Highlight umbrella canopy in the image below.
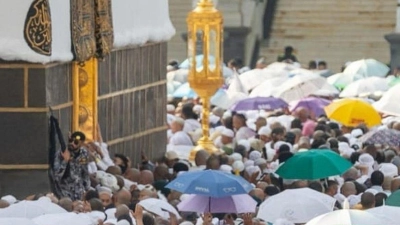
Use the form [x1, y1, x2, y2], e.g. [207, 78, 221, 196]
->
[165, 170, 253, 197]
[210, 89, 248, 110]
[167, 69, 189, 83]
[289, 97, 331, 118]
[0, 218, 39, 225]
[343, 58, 390, 77]
[257, 188, 336, 223]
[179, 55, 216, 69]
[272, 74, 328, 102]
[173, 83, 197, 98]
[239, 69, 268, 91]
[366, 205, 400, 225]
[324, 98, 381, 127]
[33, 213, 94, 225]
[327, 72, 364, 90]
[275, 150, 352, 179]
[138, 198, 181, 219]
[386, 189, 400, 207]
[231, 97, 288, 111]
[373, 85, 400, 117]
[0, 200, 67, 219]
[306, 209, 385, 225]
[177, 194, 257, 213]
[249, 76, 289, 97]
[358, 128, 400, 147]
[339, 77, 389, 98]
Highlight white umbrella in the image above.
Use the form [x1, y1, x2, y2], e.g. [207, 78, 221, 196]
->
[33, 213, 94, 225]
[366, 205, 400, 225]
[266, 62, 299, 71]
[339, 77, 389, 98]
[288, 68, 317, 77]
[373, 85, 400, 116]
[272, 74, 328, 103]
[344, 59, 390, 77]
[239, 69, 268, 91]
[211, 90, 248, 109]
[312, 83, 339, 97]
[249, 76, 289, 97]
[0, 200, 66, 219]
[0, 218, 39, 225]
[306, 209, 385, 225]
[167, 69, 189, 83]
[228, 71, 247, 93]
[138, 198, 181, 219]
[257, 188, 336, 223]
[327, 72, 364, 89]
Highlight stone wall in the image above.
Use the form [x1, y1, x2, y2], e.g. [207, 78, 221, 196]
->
[0, 42, 168, 198]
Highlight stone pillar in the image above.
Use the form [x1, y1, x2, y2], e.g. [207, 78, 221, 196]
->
[385, 0, 400, 71]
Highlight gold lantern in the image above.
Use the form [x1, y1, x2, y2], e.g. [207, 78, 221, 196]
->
[187, 0, 224, 160]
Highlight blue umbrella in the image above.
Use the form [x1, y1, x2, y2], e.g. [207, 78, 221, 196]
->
[172, 83, 197, 98]
[180, 55, 216, 69]
[231, 97, 288, 111]
[166, 170, 253, 197]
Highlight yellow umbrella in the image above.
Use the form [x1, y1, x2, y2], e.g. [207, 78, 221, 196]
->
[324, 98, 381, 127]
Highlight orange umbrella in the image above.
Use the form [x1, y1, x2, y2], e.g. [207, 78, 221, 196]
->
[324, 98, 381, 127]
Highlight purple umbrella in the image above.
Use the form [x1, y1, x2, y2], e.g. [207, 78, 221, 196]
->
[231, 97, 288, 111]
[177, 194, 257, 213]
[290, 97, 331, 117]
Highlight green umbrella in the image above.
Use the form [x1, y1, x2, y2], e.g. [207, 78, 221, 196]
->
[386, 190, 400, 207]
[275, 149, 352, 180]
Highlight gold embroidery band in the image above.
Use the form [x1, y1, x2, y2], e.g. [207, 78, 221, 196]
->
[94, 0, 114, 59]
[0, 164, 49, 170]
[24, 0, 52, 56]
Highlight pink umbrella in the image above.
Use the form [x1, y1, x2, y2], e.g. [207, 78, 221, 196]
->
[177, 194, 257, 213]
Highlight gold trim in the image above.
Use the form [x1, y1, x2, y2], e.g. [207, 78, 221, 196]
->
[98, 80, 167, 100]
[0, 102, 73, 113]
[24, 67, 28, 107]
[0, 164, 49, 170]
[107, 125, 167, 146]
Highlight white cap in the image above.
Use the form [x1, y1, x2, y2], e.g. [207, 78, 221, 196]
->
[220, 164, 233, 173]
[165, 150, 179, 160]
[237, 139, 251, 152]
[116, 220, 131, 225]
[258, 126, 271, 136]
[358, 153, 374, 167]
[245, 165, 261, 179]
[351, 129, 363, 138]
[254, 158, 267, 166]
[221, 128, 234, 138]
[232, 160, 245, 172]
[1, 195, 17, 204]
[338, 142, 355, 157]
[95, 170, 107, 181]
[249, 151, 262, 161]
[167, 104, 175, 112]
[379, 163, 398, 177]
[230, 153, 243, 161]
[100, 173, 120, 192]
[97, 186, 113, 196]
[244, 160, 255, 168]
[222, 110, 232, 119]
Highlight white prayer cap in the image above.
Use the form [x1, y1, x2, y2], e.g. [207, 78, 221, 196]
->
[351, 128, 363, 138]
[379, 163, 398, 177]
[95, 170, 107, 181]
[254, 158, 267, 166]
[100, 173, 120, 192]
[258, 126, 271, 136]
[237, 139, 251, 151]
[245, 165, 261, 179]
[1, 195, 17, 204]
[249, 151, 262, 161]
[97, 186, 113, 196]
[230, 153, 243, 162]
[232, 160, 245, 172]
[244, 160, 254, 168]
[221, 128, 234, 138]
[165, 150, 179, 160]
[167, 104, 175, 111]
[222, 110, 232, 119]
[358, 153, 374, 167]
[220, 164, 233, 173]
[249, 138, 264, 151]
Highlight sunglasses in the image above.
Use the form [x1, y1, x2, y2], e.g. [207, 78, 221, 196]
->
[69, 138, 80, 145]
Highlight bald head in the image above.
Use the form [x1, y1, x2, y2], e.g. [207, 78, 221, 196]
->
[393, 122, 400, 131]
[58, 197, 73, 212]
[124, 168, 141, 183]
[296, 107, 309, 122]
[250, 188, 265, 201]
[391, 179, 400, 192]
[341, 182, 356, 197]
[195, 150, 210, 166]
[342, 167, 359, 181]
[115, 204, 130, 218]
[139, 170, 154, 185]
[0, 200, 9, 209]
[154, 165, 169, 181]
[115, 189, 132, 206]
[106, 166, 122, 176]
[361, 192, 375, 209]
